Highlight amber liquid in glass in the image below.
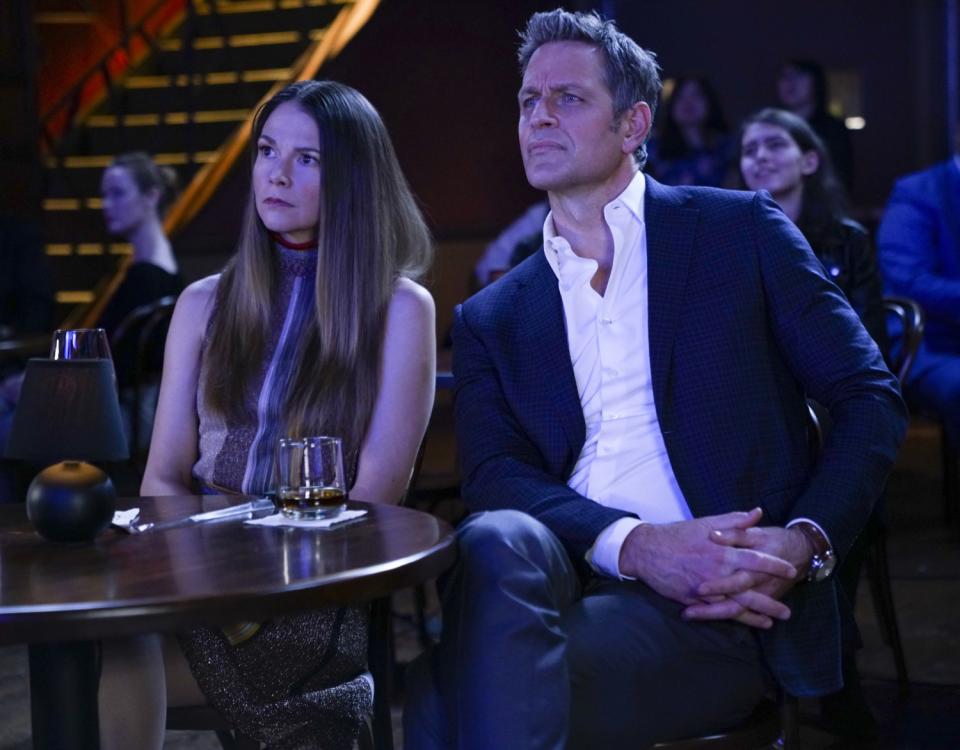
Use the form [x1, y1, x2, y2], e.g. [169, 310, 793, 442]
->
[278, 487, 346, 518]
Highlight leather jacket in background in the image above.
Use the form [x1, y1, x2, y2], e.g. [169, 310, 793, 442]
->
[812, 218, 889, 358]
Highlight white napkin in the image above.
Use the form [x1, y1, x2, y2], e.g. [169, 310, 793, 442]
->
[111, 508, 141, 530]
[244, 508, 367, 529]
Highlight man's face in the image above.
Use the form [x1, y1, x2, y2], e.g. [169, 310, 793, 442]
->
[518, 41, 640, 196]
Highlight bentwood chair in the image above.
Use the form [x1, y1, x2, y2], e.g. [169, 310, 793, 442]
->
[109, 295, 178, 467]
[884, 294, 960, 525]
[866, 295, 925, 690]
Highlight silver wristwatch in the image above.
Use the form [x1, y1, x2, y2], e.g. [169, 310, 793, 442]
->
[795, 522, 836, 583]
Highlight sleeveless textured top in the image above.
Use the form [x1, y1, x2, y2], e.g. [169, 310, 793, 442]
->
[192, 245, 320, 494]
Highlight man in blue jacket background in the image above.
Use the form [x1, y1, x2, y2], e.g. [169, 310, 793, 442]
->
[877, 129, 960, 449]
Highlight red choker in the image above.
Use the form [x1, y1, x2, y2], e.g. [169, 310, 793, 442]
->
[271, 233, 317, 250]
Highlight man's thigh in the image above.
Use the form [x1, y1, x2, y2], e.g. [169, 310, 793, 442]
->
[563, 576, 769, 748]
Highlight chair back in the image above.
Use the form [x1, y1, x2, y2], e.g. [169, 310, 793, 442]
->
[109, 295, 178, 464]
[882, 296, 925, 384]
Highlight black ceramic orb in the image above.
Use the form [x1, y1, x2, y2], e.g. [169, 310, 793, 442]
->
[26, 461, 116, 542]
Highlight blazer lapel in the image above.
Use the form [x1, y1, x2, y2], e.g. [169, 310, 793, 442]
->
[514, 252, 586, 454]
[644, 177, 700, 416]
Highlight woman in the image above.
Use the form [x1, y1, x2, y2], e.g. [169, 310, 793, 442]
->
[647, 75, 734, 188]
[98, 81, 436, 749]
[98, 151, 184, 388]
[739, 107, 885, 350]
[776, 59, 854, 189]
[739, 106, 884, 741]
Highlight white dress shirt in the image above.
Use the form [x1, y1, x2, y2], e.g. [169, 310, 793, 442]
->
[542, 172, 693, 578]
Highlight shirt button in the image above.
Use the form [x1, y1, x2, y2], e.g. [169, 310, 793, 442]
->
[600, 317, 614, 325]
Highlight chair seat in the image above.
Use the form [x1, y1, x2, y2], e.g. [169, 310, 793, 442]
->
[650, 697, 782, 749]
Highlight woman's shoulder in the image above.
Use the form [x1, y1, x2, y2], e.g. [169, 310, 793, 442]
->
[390, 277, 435, 318]
[175, 274, 221, 320]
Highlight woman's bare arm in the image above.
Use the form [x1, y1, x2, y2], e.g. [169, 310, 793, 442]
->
[140, 276, 218, 496]
[349, 277, 436, 505]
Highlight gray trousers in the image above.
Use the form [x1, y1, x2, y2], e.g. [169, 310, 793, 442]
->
[404, 510, 771, 749]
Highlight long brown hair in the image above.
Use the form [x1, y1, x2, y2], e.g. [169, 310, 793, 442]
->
[202, 80, 432, 457]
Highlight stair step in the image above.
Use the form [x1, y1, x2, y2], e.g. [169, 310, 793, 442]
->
[46, 243, 132, 257]
[46, 253, 124, 291]
[159, 30, 305, 51]
[147, 35, 314, 75]
[40, 207, 115, 243]
[187, 2, 342, 37]
[80, 117, 240, 155]
[101, 74, 280, 113]
[44, 163, 202, 199]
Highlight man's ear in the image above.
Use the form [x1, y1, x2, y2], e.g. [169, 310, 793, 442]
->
[622, 101, 652, 157]
[799, 150, 820, 177]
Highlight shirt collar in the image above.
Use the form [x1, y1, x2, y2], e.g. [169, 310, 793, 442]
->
[542, 171, 646, 282]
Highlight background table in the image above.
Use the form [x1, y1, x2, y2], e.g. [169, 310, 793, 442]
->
[0, 495, 456, 749]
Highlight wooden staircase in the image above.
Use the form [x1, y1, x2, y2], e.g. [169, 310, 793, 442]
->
[40, 0, 378, 327]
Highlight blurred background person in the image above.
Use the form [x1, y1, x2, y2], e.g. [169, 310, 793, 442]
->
[739, 108, 885, 348]
[739, 105, 887, 742]
[776, 59, 854, 191]
[474, 199, 548, 288]
[97, 151, 183, 389]
[96, 152, 184, 456]
[647, 74, 734, 187]
[877, 126, 960, 451]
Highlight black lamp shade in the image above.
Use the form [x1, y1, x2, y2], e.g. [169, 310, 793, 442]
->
[5, 358, 129, 464]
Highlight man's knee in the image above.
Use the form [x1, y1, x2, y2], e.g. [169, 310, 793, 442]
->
[451, 510, 575, 605]
[458, 510, 554, 569]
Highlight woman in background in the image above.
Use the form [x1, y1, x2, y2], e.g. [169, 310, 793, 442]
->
[739, 106, 885, 742]
[98, 80, 436, 749]
[739, 107, 885, 349]
[776, 59, 854, 189]
[98, 151, 183, 384]
[647, 75, 733, 188]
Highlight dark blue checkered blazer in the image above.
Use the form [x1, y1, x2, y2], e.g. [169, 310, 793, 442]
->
[451, 176, 907, 696]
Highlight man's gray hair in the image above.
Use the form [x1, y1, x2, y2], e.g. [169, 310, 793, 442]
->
[518, 9, 662, 168]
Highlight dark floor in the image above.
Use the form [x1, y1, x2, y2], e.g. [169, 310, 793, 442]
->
[0, 420, 957, 749]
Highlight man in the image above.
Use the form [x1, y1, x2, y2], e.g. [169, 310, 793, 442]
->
[406, 10, 906, 748]
[877, 130, 960, 449]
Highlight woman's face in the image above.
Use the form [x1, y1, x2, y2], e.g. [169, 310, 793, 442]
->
[670, 80, 709, 128]
[740, 122, 819, 199]
[777, 66, 815, 111]
[253, 101, 322, 245]
[101, 166, 155, 238]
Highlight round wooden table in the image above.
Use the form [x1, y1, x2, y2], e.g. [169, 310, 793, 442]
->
[0, 496, 457, 749]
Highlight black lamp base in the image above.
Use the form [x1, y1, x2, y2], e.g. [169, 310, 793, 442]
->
[26, 461, 116, 542]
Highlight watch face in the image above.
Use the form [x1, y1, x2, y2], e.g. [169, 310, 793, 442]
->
[811, 551, 837, 582]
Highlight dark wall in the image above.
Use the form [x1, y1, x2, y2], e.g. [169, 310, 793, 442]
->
[1, 0, 42, 221]
[323, 0, 557, 238]
[324, 0, 952, 236]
